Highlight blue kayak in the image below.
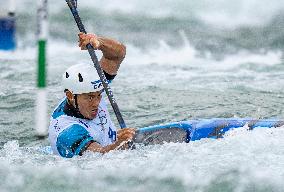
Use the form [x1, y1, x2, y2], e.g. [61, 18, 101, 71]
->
[134, 118, 284, 145]
[41, 118, 284, 154]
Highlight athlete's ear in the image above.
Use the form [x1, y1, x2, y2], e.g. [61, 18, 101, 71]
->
[65, 90, 74, 102]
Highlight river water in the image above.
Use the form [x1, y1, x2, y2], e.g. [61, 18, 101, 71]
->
[0, 0, 284, 191]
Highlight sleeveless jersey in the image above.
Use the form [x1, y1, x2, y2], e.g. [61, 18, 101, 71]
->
[48, 97, 117, 158]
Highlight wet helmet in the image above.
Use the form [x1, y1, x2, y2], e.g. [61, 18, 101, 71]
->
[62, 63, 104, 94]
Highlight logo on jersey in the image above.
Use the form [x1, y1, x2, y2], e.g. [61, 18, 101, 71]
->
[108, 127, 117, 142]
[54, 119, 60, 132]
[96, 109, 108, 126]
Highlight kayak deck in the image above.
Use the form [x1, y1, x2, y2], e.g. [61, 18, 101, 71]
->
[41, 118, 284, 154]
[134, 118, 284, 145]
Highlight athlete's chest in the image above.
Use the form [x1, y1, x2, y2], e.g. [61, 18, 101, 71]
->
[79, 108, 117, 146]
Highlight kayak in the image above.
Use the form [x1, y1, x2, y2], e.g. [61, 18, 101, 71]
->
[40, 118, 284, 154]
[134, 118, 284, 145]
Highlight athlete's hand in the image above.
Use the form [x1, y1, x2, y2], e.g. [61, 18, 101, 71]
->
[116, 128, 136, 150]
[78, 32, 100, 50]
[86, 128, 136, 153]
[117, 128, 136, 142]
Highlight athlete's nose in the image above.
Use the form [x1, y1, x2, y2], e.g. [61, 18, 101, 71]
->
[91, 97, 101, 107]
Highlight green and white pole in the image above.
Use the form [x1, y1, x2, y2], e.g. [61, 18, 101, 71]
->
[35, 0, 48, 137]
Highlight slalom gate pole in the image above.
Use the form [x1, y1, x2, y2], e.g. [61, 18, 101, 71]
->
[65, 0, 127, 128]
[35, 0, 48, 137]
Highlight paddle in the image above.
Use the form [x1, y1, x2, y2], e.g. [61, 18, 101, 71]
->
[65, 0, 126, 129]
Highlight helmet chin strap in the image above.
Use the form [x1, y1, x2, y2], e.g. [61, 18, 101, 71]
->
[71, 94, 87, 119]
[73, 94, 93, 120]
[74, 94, 79, 110]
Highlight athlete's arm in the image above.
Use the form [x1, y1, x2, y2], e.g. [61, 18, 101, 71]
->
[85, 128, 135, 154]
[56, 124, 95, 158]
[78, 32, 126, 75]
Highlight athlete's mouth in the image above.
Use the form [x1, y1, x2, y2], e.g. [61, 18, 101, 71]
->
[91, 109, 98, 115]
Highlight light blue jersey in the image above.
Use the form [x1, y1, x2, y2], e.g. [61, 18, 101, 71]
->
[48, 98, 117, 158]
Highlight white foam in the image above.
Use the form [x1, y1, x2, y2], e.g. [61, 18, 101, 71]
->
[1, 33, 282, 94]
[196, 0, 284, 28]
[0, 47, 36, 60]
[3, 140, 22, 161]
[124, 33, 282, 70]
[1, 126, 284, 190]
[15, 0, 284, 28]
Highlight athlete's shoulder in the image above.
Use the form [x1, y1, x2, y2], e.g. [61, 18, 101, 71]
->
[56, 123, 94, 158]
[49, 98, 84, 134]
[51, 97, 67, 119]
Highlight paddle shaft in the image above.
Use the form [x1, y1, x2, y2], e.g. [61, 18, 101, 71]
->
[65, 0, 126, 128]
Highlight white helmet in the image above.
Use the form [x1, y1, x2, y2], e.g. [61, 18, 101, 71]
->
[62, 63, 104, 94]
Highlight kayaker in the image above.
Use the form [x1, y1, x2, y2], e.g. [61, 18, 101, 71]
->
[48, 32, 135, 158]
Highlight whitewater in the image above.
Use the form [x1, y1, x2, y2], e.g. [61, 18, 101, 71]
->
[0, 0, 284, 191]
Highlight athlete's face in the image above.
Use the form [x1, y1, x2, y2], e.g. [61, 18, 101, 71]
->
[77, 91, 102, 119]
